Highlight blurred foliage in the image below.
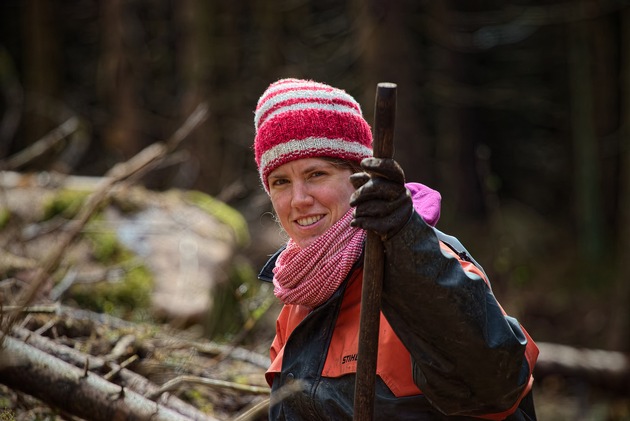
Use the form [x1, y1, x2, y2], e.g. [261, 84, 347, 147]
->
[0, 408, 15, 421]
[69, 227, 154, 320]
[86, 223, 131, 264]
[184, 190, 250, 247]
[41, 189, 91, 220]
[68, 263, 153, 320]
[0, 208, 10, 229]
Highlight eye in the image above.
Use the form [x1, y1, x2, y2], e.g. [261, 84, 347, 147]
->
[270, 178, 288, 187]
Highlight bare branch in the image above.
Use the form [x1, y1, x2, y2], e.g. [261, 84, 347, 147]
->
[229, 381, 304, 421]
[1, 117, 80, 171]
[147, 375, 269, 401]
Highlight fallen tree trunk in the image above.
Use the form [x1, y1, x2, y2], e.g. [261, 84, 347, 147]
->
[0, 335, 207, 421]
[535, 342, 630, 394]
[9, 327, 214, 421]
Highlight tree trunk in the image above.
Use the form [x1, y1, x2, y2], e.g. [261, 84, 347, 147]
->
[427, 1, 486, 220]
[353, 0, 431, 186]
[606, 6, 630, 352]
[176, 0, 252, 196]
[22, 0, 59, 153]
[0, 335, 204, 421]
[535, 342, 630, 394]
[174, 0, 214, 193]
[567, 18, 606, 265]
[100, 0, 142, 159]
[8, 327, 213, 421]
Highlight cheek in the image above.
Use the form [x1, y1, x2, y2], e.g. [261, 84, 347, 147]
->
[329, 184, 354, 211]
[270, 193, 290, 218]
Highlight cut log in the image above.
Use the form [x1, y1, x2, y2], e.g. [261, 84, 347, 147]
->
[0, 335, 212, 421]
[9, 326, 214, 421]
[535, 342, 630, 393]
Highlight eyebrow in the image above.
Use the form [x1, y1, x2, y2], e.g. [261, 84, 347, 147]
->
[270, 162, 334, 179]
[302, 164, 324, 173]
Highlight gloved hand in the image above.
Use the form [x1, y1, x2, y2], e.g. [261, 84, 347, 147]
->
[350, 157, 413, 240]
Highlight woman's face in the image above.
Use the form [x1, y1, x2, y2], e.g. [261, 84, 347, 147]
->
[268, 157, 356, 249]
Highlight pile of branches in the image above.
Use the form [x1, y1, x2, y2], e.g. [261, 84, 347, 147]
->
[0, 304, 271, 421]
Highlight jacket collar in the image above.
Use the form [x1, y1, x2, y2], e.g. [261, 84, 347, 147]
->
[258, 246, 286, 283]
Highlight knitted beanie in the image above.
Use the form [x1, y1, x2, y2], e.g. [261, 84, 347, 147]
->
[254, 78, 373, 192]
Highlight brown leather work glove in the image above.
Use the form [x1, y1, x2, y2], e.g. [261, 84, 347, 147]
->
[350, 157, 413, 240]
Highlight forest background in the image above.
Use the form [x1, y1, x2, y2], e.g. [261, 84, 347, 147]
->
[0, 0, 629, 419]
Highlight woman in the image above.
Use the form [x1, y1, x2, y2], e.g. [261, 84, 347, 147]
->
[254, 78, 538, 420]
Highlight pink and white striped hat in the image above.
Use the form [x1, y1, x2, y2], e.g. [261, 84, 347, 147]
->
[254, 78, 373, 192]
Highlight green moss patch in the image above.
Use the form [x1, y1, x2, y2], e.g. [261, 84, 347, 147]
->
[67, 226, 153, 320]
[0, 208, 10, 229]
[41, 189, 92, 220]
[183, 190, 250, 247]
[68, 263, 153, 320]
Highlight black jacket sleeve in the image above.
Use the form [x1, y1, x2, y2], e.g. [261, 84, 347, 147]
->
[380, 211, 532, 417]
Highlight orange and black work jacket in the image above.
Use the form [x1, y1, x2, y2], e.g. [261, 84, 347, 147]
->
[258, 211, 539, 420]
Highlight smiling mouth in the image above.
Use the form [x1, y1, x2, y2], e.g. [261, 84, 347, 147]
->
[296, 215, 323, 226]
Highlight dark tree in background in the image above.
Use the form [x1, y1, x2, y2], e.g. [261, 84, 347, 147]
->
[1, 0, 629, 352]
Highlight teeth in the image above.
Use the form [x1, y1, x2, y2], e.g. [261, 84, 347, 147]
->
[297, 215, 322, 226]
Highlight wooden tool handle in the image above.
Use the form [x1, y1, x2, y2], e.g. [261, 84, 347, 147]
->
[372, 83, 397, 159]
[353, 82, 397, 421]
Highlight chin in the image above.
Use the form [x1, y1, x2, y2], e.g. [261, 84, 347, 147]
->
[296, 237, 316, 249]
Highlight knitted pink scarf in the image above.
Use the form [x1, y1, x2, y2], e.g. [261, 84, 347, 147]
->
[272, 209, 366, 308]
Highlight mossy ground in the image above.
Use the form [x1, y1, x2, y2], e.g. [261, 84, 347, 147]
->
[40, 189, 154, 320]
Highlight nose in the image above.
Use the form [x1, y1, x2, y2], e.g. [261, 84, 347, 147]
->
[291, 181, 313, 208]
